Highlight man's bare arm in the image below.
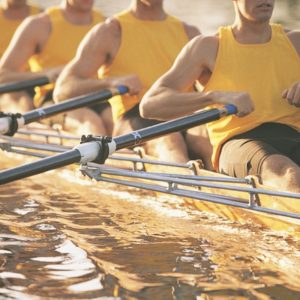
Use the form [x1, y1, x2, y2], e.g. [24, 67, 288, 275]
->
[140, 35, 254, 120]
[282, 30, 300, 107]
[53, 19, 142, 102]
[0, 14, 58, 83]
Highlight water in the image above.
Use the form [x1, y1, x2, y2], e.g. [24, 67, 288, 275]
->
[1, 153, 300, 299]
[2, 1, 300, 299]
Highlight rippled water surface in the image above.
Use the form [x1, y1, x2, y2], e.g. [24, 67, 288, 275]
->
[1, 154, 300, 299]
[2, 1, 300, 299]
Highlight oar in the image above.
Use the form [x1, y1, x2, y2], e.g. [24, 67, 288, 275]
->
[0, 104, 237, 185]
[0, 76, 50, 94]
[0, 86, 128, 136]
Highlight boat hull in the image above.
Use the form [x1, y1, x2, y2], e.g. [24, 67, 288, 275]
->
[1, 125, 300, 236]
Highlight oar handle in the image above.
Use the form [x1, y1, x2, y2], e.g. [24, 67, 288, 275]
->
[224, 104, 238, 115]
[0, 76, 50, 94]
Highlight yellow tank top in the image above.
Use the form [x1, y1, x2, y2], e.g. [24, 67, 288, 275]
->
[204, 25, 300, 169]
[29, 6, 104, 106]
[0, 5, 40, 56]
[100, 10, 189, 121]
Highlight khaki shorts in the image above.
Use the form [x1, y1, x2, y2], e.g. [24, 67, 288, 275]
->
[218, 122, 300, 178]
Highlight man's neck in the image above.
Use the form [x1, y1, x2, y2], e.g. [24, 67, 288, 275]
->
[232, 19, 272, 44]
[130, 1, 166, 21]
[61, 3, 93, 25]
[2, 3, 29, 20]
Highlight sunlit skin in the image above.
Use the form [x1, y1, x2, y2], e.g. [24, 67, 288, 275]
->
[54, 0, 200, 163]
[0, 0, 107, 136]
[4, 0, 27, 9]
[140, 0, 300, 192]
[232, 0, 275, 44]
[132, 0, 165, 20]
[234, 0, 274, 23]
[65, 0, 94, 14]
[1, 0, 32, 19]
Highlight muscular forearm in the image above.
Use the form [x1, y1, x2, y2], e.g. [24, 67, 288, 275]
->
[0, 69, 46, 84]
[141, 85, 255, 119]
[140, 86, 213, 120]
[53, 75, 112, 102]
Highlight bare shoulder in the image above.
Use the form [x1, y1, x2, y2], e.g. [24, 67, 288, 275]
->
[285, 29, 300, 40]
[88, 17, 121, 40]
[185, 34, 219, 56]
[76, 17, 121, 64]
[21, 12, 51, 33]
[182, 22, 201, 40]
[285, 29, 300, 55]
[7, 11, 51, 52]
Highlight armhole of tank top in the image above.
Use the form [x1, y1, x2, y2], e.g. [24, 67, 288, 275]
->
[279, 26, 300, 65]
[203, 31, 223, 92]
[109, 17, 123, 63]
[92, 11, 102, 25]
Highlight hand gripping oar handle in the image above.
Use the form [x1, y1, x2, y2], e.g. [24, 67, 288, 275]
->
[0, 76, 50, 94]
[113, 104, 237, 150]
[0, 86, 128, 136]
[0, 104, 236, 185]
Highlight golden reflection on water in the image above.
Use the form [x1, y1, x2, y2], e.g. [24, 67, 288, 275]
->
[1, 1, 300, 298]
[1, 156, 300, 299]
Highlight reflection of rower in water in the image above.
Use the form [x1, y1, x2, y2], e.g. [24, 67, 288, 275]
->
[54, 0, 200, 163]
[141, 0, 300, 193]
[0, 0, 111, 136]
[0, 0, 40, 58]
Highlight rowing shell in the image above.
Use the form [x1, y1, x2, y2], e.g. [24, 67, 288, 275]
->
[1, 124, 300, 237]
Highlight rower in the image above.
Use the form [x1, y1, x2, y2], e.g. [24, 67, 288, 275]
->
[0, 0, 40, 58]
[0, 0, 40, 113]
[53, 0, 200, 164]
[0, 0, 110, 136]
[141, 0, 300, 193]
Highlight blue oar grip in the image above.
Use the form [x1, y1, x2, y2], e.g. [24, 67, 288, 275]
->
[224, 104, 237, 115]
[117, 85, 129, 95]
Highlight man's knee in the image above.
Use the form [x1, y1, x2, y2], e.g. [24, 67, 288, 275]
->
[260, 154, 300, 191]
[261, 154, 300, 179]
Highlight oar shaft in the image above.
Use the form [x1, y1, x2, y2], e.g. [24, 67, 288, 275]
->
[0, 149, 81, 185]
[22, 86, 128, 124]
[0, 141, 101, 185]
[0, 86, 128, 136]
[113, 105, 236, 150]
[0, 77, 50, 94]
[0, 105, 236, 185]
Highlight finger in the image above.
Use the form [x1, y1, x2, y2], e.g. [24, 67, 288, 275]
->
[286, 86, 296, 105]
[292, 85, 300, 107]
[282, 89, 288, 99]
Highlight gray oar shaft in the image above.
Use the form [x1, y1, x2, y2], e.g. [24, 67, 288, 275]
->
[0, 105, 237, 185]
[0, 149, 81, 185]
[0, 86, 128, 135]
[23, 89, 114, 124]
[0, 77, 49, 94]
[0, 141, 101, 184]
[113, 106, 234, 150]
